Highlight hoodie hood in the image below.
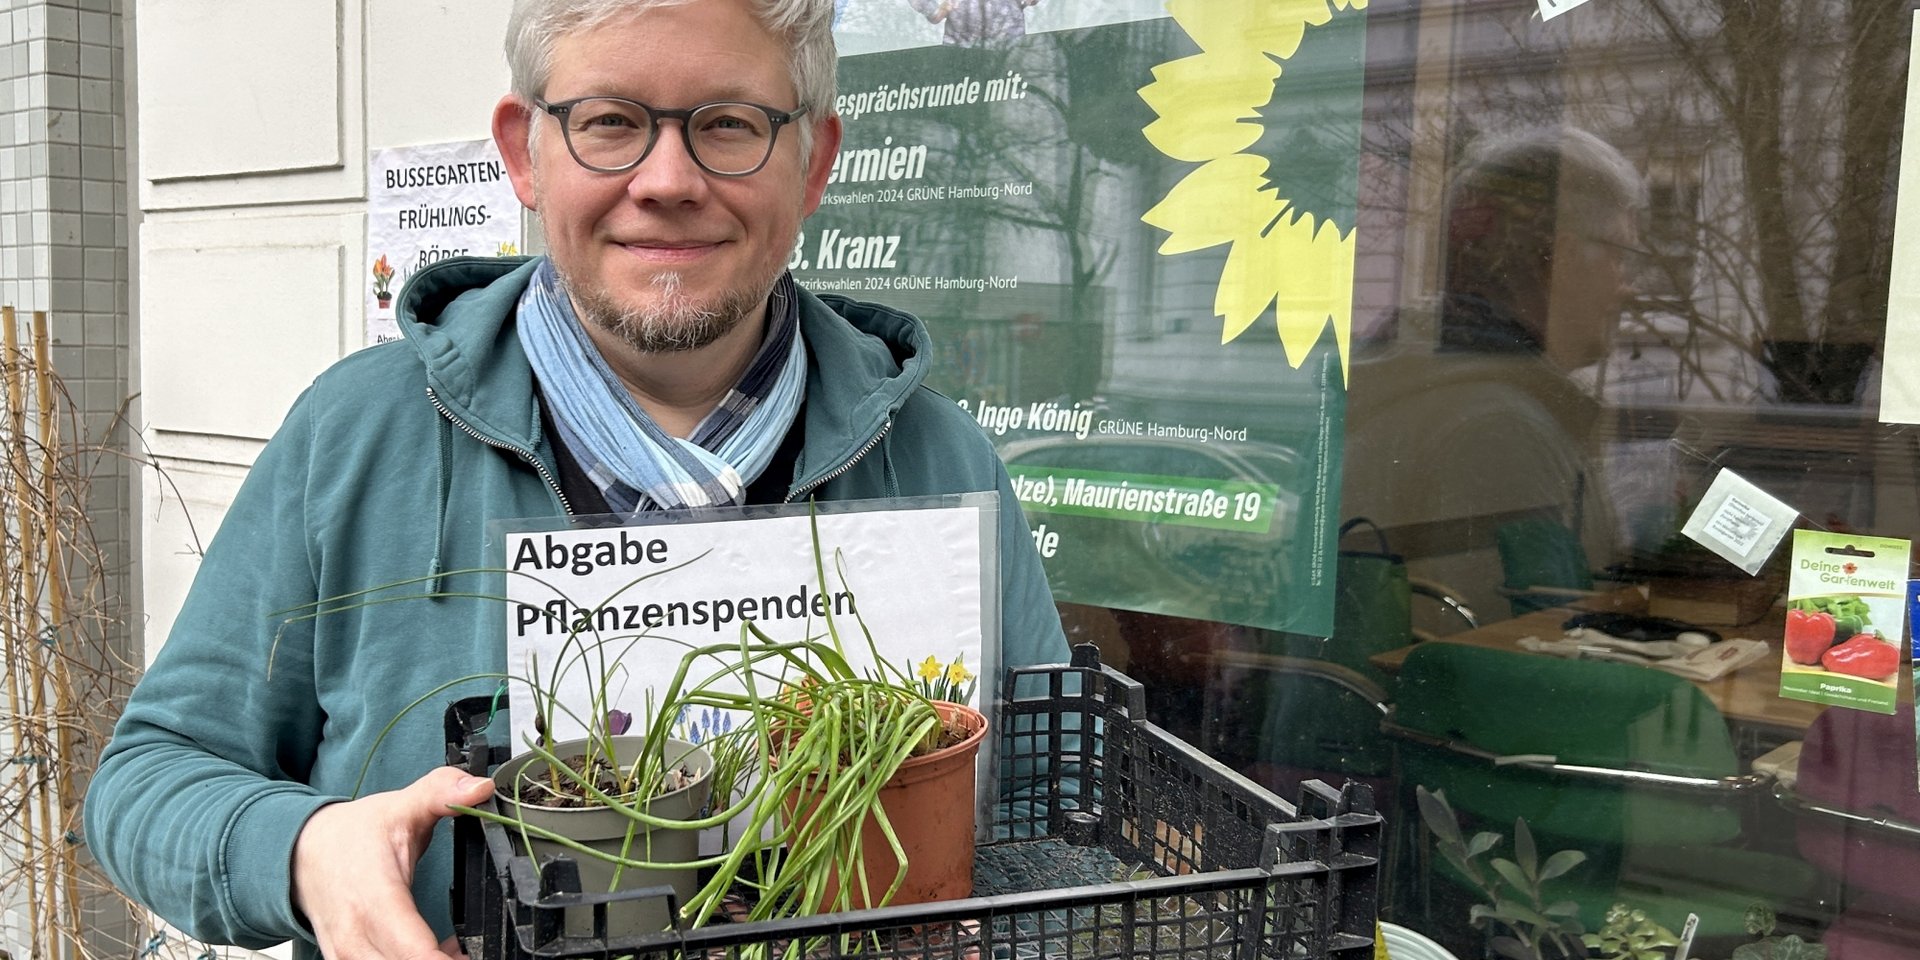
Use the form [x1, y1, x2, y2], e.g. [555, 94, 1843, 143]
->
[392, 255, 933, 498]
[395, 256, 547, 452]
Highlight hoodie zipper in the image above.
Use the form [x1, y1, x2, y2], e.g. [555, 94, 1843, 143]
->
[425, 387, 574, 516]
[784, 418, 892, 503]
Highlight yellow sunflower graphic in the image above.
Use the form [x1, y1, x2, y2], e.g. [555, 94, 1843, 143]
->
[1140, 0, 1367, 377]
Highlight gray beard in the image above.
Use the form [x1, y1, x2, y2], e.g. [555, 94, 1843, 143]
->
[568, 271, 764, 354]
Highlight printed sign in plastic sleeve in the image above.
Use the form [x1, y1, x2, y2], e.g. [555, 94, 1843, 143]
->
[365, 139, 523, 345]
[800, 3, 1366, 635]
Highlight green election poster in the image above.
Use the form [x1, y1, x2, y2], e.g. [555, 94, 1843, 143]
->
[810, 0, 1367, 635]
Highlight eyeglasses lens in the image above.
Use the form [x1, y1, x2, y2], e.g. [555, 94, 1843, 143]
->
[561, 99, 775, 175]
[687, 103, 776, 175]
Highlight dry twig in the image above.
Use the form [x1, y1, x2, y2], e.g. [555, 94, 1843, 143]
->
[0, 306, 206, 960]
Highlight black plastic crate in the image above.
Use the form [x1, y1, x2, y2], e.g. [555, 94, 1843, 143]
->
[446, 645, 1382, 960]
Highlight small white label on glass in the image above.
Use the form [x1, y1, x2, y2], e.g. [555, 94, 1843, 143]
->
[1680, 469, 1798, 574]
[1537, 0, 1598, 21]
[1706, 494, 1774, 555]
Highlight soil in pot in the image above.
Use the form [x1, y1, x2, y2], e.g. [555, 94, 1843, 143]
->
[492, 736, 712, 937]
[786, 700, 988, 912]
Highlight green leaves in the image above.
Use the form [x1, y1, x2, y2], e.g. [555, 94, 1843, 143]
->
[1416, 785, 1465, 847]
[1414, 786, 1590, 960]
[1733, 934, 1828, 960]
[1514, 817, 1539, 883]
[1490, 858, 1534, 897]
[1585, 903, 1681, 960]
[1487, 898, 1561, 932]
[1770, 936, 1827, 960]
[1539, 850, 1587, 883]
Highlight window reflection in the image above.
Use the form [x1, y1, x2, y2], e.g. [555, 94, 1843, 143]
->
[1346, 124, 1643, 621]
[1104, 2, 1920, 958]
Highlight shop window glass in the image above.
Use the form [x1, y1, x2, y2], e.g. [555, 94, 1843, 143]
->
[1093, 2, 1920, 958]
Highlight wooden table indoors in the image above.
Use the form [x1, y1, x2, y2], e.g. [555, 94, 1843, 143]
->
[1368, 594, 1830, 734]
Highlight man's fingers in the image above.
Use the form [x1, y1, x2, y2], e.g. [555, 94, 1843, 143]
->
[294, 771, 493, 959]
[399, 765, 495, 825]
[439, 934, 468, 959]
[369, 907, 450, 960]
[307, 875, 444, 960]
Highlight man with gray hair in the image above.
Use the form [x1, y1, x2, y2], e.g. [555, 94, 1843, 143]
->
[83, 1, 1068, 957]
[1341, 124, 1646, 620]
[1436, 124, 1647, 369]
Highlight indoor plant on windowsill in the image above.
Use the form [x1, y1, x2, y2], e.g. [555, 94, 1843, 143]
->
[1415, 785, 1589, 960]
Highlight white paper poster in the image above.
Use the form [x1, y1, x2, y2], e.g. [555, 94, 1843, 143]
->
[1880, 12, 1920, 424]
[499, 500, 993, 752]
[365, 139, 523, 344]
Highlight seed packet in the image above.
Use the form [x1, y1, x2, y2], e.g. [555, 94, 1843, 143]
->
[1778, 531, 1911, 715]
[1911, 579, 1920, 790]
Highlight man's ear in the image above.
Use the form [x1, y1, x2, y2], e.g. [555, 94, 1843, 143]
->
[493, 95, 540, 210]
[800, 113, 843, 217]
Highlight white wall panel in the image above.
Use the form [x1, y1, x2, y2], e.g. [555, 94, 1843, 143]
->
[140, 0, 340, 180]
[139, 459, 244, 665]
[131, 0, 516, 681]
[142, 225, 347, 442]
[136, 0, 363, 209]
[368, 0, 513, 150]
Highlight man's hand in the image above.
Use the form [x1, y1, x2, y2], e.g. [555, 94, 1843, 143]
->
[292, 766, 495, 960]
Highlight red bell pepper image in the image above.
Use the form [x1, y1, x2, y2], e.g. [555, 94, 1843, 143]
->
[1784, 608, 1837, 665]
[1819, 634, 1898, 681]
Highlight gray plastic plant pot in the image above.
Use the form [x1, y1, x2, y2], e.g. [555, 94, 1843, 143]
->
[491, 736, 713, 937]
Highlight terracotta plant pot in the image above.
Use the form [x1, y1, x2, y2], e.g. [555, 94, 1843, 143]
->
[791, 700, 988, 911]
[492, 736, 712, 937]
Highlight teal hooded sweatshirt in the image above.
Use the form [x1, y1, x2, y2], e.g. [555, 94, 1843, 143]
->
[85, 257, 1069, 954]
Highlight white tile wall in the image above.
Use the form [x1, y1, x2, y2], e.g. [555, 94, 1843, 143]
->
[0, 5, 132, 840]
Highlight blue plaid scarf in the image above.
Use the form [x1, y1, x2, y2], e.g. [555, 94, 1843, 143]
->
[516, 258, 806, 514]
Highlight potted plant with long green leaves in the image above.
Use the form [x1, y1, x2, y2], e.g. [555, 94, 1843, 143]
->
[664, 619, 987, 924]
[478, 507, 994, 930]
[478, 634, 720, 938]
[282, 545, 765, 937]
[319, 559, 740, 936]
